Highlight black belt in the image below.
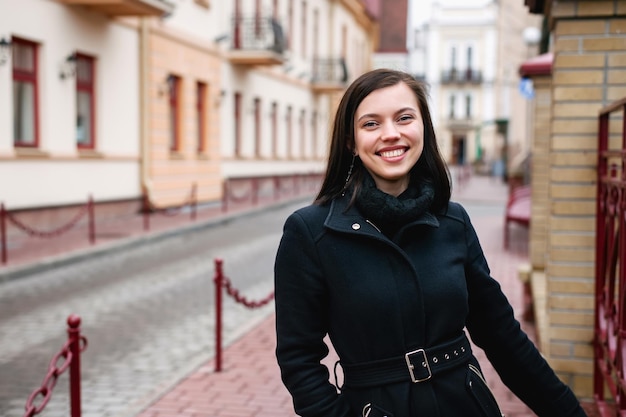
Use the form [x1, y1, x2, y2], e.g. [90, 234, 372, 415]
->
[341, 333, 472, 388]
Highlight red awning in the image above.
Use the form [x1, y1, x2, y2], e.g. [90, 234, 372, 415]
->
[519, 52, 553, 77]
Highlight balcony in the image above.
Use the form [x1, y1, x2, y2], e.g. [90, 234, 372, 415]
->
[311, 57, 348, 93]
[441, 68, 482, 85]
[446, 116, 475, 132]
[227, 16, 286, 66]
[57, 0, 174, 16]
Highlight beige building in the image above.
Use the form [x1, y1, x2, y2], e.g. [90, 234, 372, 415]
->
[521, 0, 626, 407]
[0, 0, 379, 240]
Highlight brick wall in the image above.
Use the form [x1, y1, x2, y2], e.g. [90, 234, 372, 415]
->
[540, 0, 626, 398]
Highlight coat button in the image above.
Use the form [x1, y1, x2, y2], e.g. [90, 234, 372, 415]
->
[352, 223, 361, 230]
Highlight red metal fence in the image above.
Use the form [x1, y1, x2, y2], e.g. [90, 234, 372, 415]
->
[213, 258, 274, 372]
[23, 315, 87, 417]
[0, 197, 95, 265]
[594, 96, 626, 416]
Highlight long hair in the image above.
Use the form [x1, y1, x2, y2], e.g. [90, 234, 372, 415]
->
[315, 68, 451, 212]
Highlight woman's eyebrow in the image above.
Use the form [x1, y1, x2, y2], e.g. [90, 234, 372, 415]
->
[356, 107, 417, 123]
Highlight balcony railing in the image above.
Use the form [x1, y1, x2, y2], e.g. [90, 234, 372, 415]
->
[227, 16, 286, 66]
[441, 68, 482, 85]
[594, 96, 626, 416]
[446, 116, 475, 131]
[311, 57, 348, 93]
[57, 0, 174, 16]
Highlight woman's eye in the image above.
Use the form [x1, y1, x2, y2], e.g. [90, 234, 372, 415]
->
[362, 121, 378, 128]
[398, 114, 414, 122]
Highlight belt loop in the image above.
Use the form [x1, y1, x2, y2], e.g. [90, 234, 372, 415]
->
[333, 360, 343, 392]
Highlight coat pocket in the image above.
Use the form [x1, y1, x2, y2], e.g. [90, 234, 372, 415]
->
[361, 402, 394, 417]
[466, 364, 504, 417]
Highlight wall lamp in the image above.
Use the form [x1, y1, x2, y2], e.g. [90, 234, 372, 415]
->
[214, 33, 230, 43]
[59, 52, 77, 80]
[0, 37, 12, 66]
[158, 74, 177, 97]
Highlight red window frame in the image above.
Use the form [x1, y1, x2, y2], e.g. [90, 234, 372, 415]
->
[76, 53, 96, 149]
[196, 82, 207, 153]
[168, 75, 181, 152]
[12, 37, 39, 148]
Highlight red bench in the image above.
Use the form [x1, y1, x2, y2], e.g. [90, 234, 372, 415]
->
[504, 185, 531, 249]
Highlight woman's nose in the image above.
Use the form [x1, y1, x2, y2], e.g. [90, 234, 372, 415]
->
[380, 121, 400, 140]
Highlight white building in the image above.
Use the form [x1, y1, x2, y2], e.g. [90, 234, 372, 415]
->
[0, 0, 172, 211]
[407, 0, 541, 178]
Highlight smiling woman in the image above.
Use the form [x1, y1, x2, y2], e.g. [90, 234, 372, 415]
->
[273, 68, 588, 417]
[353, 82, 424, 196]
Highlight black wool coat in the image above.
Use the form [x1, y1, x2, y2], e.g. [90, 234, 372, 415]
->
[274, 195, 587, 417]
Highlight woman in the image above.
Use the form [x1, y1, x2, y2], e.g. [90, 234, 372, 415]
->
[274, 68, 587, 417]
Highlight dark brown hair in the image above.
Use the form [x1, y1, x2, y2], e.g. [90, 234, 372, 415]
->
[315, 68, 451, 212]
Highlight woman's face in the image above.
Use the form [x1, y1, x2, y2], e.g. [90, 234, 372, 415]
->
[353, 82, 424, 196]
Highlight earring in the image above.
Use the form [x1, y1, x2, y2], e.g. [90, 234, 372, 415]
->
[341, 153, 356, 196]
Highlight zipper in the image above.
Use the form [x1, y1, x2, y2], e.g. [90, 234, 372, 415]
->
[469, 363, 504, 416]
[365, 219, 382, 233]
[468, 364, 488, 386]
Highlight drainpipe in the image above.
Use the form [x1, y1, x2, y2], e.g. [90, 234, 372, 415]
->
[139, 18, 150, 199]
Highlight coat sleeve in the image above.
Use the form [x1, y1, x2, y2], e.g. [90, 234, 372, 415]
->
[458, 205, 587, 417]
[274, 211, 351, 417]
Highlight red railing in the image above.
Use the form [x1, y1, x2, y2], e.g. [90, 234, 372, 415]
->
[23, 314, 88, 417]
[142, 183, 198, 231]
[594, 96, 626, 416]
[0, 196, 95, 265]
[213, 258, 274, 372]
[221, 173, 322, 213]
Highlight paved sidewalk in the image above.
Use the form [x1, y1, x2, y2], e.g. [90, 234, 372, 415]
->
[132, 174, 542, 417]
[1, 172, 596, 416]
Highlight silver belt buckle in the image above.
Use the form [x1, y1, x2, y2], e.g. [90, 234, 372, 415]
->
[405, 348, 432, 383]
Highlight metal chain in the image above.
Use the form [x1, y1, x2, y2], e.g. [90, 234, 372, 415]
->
[22, 336, 87, 417]
[7, 203, 89, 238]
[221, 276, 274, 309]
[147, 189, 195, 216]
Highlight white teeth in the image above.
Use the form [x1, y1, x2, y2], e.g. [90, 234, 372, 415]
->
[379, 149, 404, 158]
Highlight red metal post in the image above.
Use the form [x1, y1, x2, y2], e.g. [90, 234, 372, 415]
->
[214, 258, 224, 372]
[142, 188, 150, 231]
[67, 314, 82, 417]
[1, 203, 6, 264]
[252, 178, 259, 206]
[87, 196, 95, 245]
[191, 183, 197, 221]
[222, 181, 228, 213]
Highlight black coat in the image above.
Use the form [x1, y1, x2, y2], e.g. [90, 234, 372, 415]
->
[274, 196, 587, 417]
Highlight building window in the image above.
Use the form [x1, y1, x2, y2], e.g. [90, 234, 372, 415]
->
[271, 101, 278, 158]
[287, 0, 293, 50]
[196, 82, 207, 153]
[301, 1, 307, 59]
[311, 111, 318, 158]
[299, 109, 306, 159]
[12, 37, 39, 147]
[168, 75, 181, 152]
[467, 46, 473, 69]
[449, 95, 456, 119]
[76, 54, 95, 149]
[286, 105, 292, 158]
[465, 94, 472, 119]
[234, 92, 242, 157]
[450, 46, 457, 71]
[254, 97, 261, 157]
